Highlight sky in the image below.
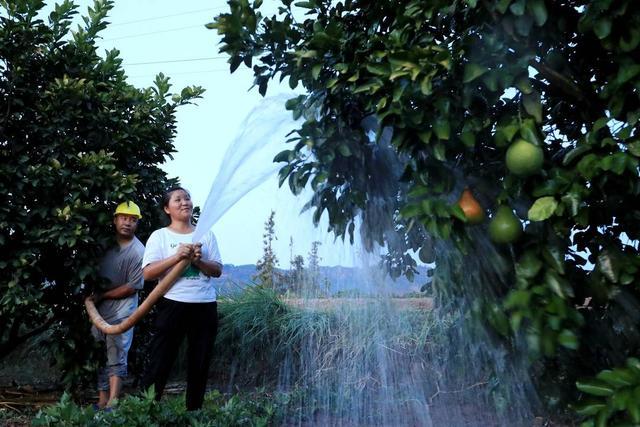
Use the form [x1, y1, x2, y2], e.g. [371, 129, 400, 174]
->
[65, 0, 361, 266]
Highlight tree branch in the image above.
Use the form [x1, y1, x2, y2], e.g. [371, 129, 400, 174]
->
[530, 60, 585, 102]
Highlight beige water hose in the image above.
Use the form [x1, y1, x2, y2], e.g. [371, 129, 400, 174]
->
[85, 259, 190, 335]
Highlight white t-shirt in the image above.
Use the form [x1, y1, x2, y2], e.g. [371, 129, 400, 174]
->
[142, 227, 222, 303]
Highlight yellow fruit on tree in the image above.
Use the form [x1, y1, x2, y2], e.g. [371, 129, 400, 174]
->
[457, 188, 485, 224]
[506, 139, 544, 176]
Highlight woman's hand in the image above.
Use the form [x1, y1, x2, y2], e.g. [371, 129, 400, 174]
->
[176, 243, 194, 260]
[191, 243, 203, 263]
[189, 243, 221, 277]
[144, 243, 195, 281]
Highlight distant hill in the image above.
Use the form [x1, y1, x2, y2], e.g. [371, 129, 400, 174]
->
[215, 264, 432, 296]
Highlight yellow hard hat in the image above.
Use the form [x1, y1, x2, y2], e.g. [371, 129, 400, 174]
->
[114, 201, 142, 219]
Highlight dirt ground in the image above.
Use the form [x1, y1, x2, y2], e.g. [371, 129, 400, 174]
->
[0, 382, 192, 426]
[0, 386, 58, 426]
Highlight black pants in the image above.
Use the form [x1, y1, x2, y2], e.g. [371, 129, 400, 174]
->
[141, 298, 218, 410]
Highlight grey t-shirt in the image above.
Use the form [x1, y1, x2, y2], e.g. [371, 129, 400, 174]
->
[96, 236, 145, 322]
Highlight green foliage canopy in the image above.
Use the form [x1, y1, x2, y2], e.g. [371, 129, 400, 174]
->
[210, 0, 640, 421]
[0, 0, 204, 384]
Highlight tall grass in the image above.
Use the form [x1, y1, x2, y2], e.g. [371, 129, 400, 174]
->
[209, 286, 454, 425]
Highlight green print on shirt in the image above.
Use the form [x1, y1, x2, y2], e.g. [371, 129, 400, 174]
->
[182, 264, 200, 278]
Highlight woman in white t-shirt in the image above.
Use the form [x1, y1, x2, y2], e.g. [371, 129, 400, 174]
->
[140, 186, 222, 411]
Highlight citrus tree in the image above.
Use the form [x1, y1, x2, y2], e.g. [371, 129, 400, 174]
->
[0, 0, 203, 385]
[209, 0, 640, 422]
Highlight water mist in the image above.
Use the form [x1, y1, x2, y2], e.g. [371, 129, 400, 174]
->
[201, 96, 541, 426]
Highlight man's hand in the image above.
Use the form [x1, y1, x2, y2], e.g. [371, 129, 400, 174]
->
[90, 292, 103, 304]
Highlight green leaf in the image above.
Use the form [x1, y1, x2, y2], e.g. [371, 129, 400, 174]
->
[561, 192, 580, 217]
[288, 75, 298, 90]
[576, 380, 615, 397]
[528, 196, 558, 221]
[433, 119, 450, 140]
[496, 0, 511, 13]
[273, 150, 293, 163]
[504, 289, 530, 308]
[519, 119, 542, 145]
[523, 91, 542, 122]
[311, 64, 322, 80]
[563, 145, 592, 166]
[509, 0, 525, 15]
[400, 203, 422, 219]
[366, 63, 389, 76]
[296, 49, 318, 58]
[574, 402, 607, 417]
[516, 251, 542, 279]
[434, 50, 452, 70]
[514, 15, 533, 36]
[543, 246, 565, 274]
[616, 64, 640, 85]
[593, 18, 612, 39]
[463, 63, 488, 83]
[576, 154, 599, 179]
[620, 28, 640, 52]
[353, 81, 381, 94]
[497, 120, 519, 143]
[617, 125, 633, 140]
[420, 75, 432, 95]
[418, 131, 432, 144]
[433, 143, 446, 161]
[609, 389, 629, 412]
[528, 0, 548, 26]
[392, 84, 406, 101]
[626, 358, 640, 375]
[597, 249, 620, 283]
[482, 72, 499, 91]
[487, 304, 510, 337]
[558, 329, 579, 350]
[596, 369, 634, 387]
[284, 96, 302, 110]
[450, 205, 467, 222]
[545, 270, 573, 299]
[230, 55, 243, 73]
[337, 144, 352, 157]
[460, 131, 476, 147]
[599, 152, 628, 175]
[515, 76, 533, 94]
[294, 1, 316, 8]
[278, 164, 292, 187]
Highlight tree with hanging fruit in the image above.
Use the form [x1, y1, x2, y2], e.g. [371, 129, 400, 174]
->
[210, 0, 640, 422]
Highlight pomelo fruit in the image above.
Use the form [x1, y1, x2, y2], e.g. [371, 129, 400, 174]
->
[506, 139, 543, 176]
[489, 205, 522, 244]
[457, 188, 485, 224]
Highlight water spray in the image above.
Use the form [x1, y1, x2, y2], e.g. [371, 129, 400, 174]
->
[86, 95, 297, 334]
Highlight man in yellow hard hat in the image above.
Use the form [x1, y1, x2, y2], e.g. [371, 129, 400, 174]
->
[90, 201, 145, 410]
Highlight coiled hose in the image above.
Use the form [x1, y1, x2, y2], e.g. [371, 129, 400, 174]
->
[85, 259, 190, 335]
